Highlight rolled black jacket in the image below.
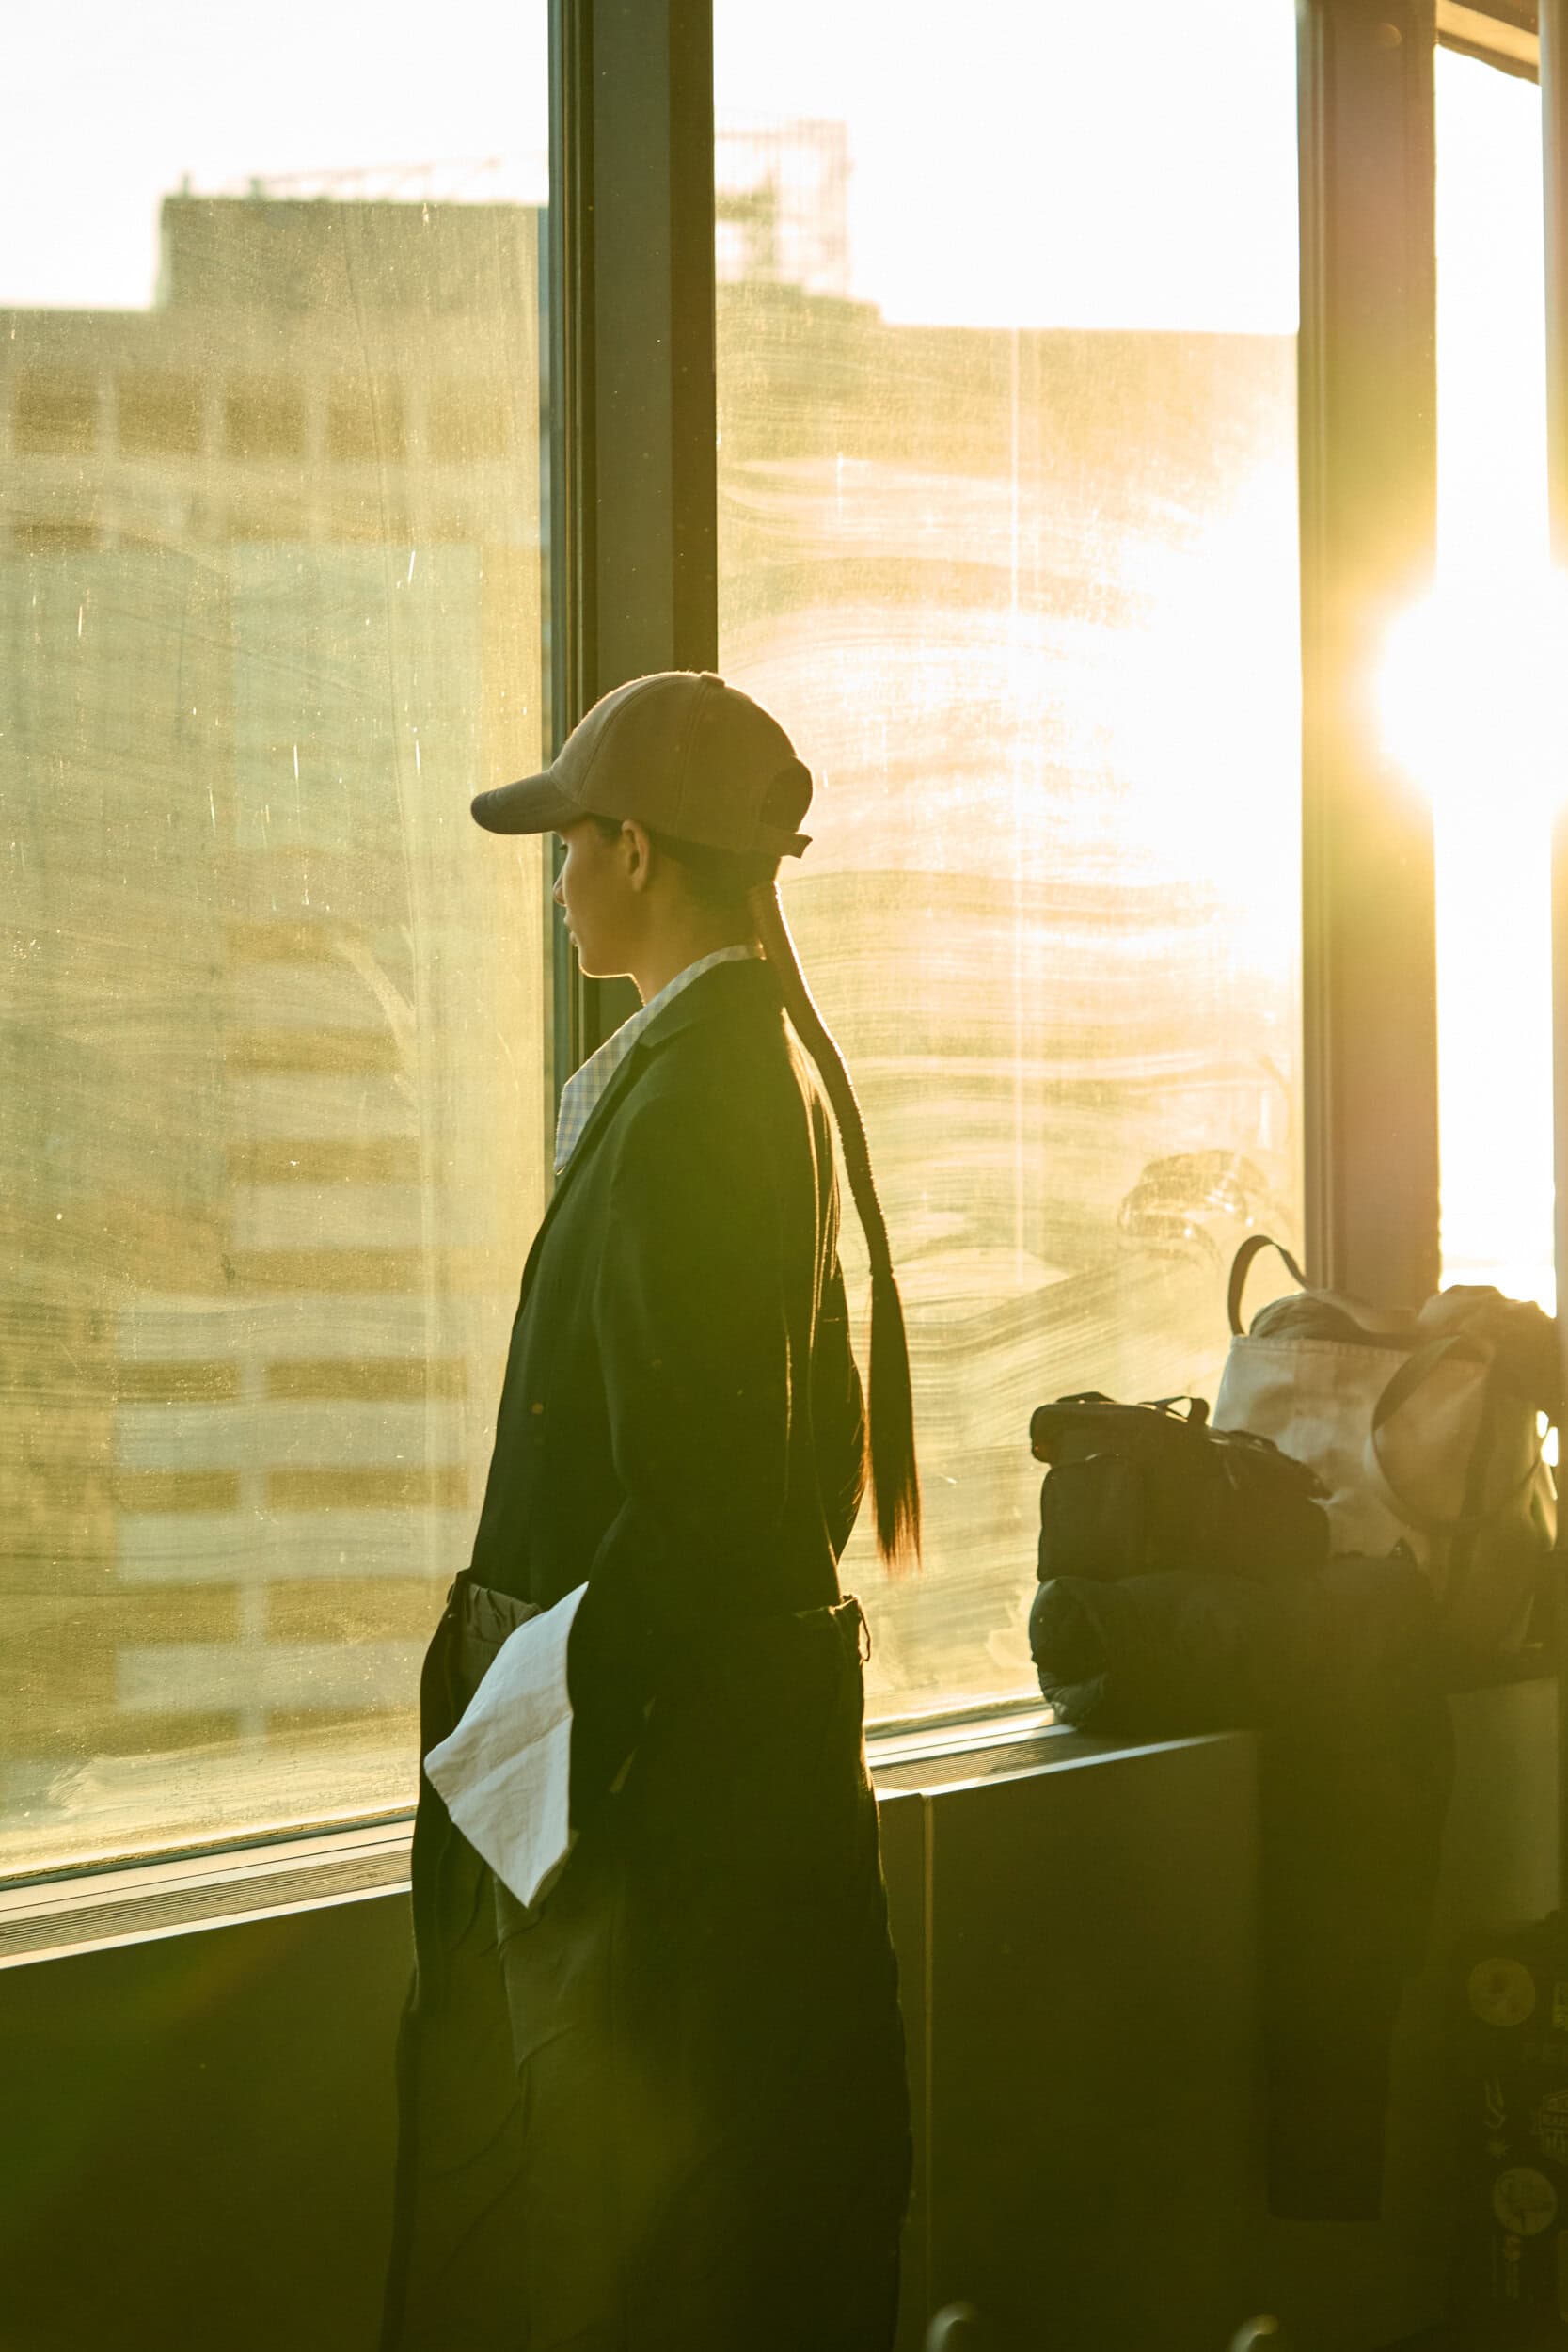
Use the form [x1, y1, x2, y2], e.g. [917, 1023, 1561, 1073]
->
[465, 953, 867, 1810]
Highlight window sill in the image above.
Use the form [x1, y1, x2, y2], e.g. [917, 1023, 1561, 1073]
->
[0, 1819, 414, 1972]
[0, 1706, 1246, 1972]
[12, 1660, 1553, 1973]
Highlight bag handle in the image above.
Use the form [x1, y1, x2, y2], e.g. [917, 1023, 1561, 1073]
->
[1045, 1392, 1207, 1422]
[1029, 1391, 1209, 1461]
[1365, 1333, 1544, 1536]
[1143, 1394, 1211, 1425]
[1227, 1233, 1308, 1336]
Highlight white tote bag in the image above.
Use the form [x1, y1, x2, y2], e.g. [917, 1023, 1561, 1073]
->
[1212, 1236, 1556, 1660]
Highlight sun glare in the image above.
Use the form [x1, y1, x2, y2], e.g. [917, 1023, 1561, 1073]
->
[1379, 571, 1568, 824]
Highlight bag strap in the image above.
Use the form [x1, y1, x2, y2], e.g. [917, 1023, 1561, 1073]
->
[1143, 1394, 1211, 1426]
[1364, 1333, 1545, 1536]
[1227, 1233, 1308, 1336]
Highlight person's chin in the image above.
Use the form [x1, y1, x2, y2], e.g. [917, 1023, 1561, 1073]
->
[573, 941, 632, 981]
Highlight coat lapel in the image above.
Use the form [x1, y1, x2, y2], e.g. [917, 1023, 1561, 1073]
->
[513, 957, 778, 1311]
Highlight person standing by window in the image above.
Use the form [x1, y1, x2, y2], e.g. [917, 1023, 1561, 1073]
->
[382, 670, 921, 2352]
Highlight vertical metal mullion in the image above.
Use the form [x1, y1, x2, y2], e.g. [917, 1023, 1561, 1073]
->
[547, 0, 597, 1098]
[1297, 0, 1441, 1305]
[546, 0, 717, 1085]
[1540, 0, 1568, 1899]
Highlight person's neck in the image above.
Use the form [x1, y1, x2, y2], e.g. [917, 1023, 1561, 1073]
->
[629, 924, 752, 1005]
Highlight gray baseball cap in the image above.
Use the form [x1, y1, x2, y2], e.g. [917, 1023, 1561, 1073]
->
[471, 670, 813, 857]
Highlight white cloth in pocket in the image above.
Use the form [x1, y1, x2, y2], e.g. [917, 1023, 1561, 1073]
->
[424, 1581, 589, 1912]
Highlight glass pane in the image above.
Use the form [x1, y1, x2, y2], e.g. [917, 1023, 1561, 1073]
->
[1432, 51, 1553, 1311]
[2, 8, 549, 1875]
[715, 0, 1304, 1727]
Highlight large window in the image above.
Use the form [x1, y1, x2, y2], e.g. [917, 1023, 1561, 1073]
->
[7, 0, 1323, 1880]
[2, 6, 549, 1875]
[714, 0, 1305, 1725]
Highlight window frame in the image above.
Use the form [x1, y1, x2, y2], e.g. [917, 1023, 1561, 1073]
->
[547, 0, 720, 1069]
[1297, 0, 1441, 1306]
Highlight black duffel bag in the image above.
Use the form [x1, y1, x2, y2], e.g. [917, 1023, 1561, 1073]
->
[1029, 1391, 1330, 1583]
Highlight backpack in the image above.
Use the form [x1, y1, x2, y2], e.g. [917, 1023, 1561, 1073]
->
[1212, 1235, 1559, 1661]
[1028, 1391, 1330, 1584]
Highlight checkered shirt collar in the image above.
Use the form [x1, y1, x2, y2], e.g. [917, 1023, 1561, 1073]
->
[552, 945, 761, 1174]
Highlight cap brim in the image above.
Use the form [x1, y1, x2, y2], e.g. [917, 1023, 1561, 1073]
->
[470, 770, 584, 835]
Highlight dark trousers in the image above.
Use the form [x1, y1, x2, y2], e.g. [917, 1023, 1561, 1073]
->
[382, 1581, 911, 2352]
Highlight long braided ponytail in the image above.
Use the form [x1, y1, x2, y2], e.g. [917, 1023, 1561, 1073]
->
[746, 880, 922, 1572]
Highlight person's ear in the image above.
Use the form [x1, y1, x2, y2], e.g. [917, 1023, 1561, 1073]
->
[622, 820, 654, 893]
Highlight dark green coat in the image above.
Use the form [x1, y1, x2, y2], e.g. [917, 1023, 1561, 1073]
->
[467, 953, 868, 1807]
[385, 955, 911, 2352]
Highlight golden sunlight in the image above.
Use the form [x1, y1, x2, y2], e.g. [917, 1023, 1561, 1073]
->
[1378, 574, 1568, 825]
[1378, 49, 1559, 1311]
